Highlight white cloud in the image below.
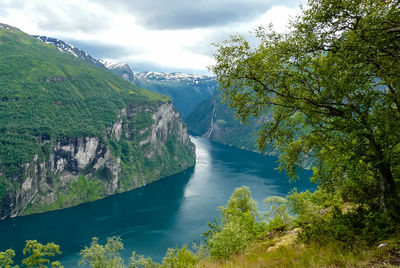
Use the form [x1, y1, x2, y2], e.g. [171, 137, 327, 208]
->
[253, 5, 299, 32]
[0, 0, 303, 73]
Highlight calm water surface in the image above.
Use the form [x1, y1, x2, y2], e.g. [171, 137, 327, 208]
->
[0, 136, 315, 267]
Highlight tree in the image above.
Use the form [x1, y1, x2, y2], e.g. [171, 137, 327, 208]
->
[203, 186, 262, 259]
[211, 0, 399, 214]
[161, 246, 197, 268]
[80, 237, 125, 268]
[264, 196, 293, 229]
[0, 249, 18, 268]
[22, 240, 63, 268]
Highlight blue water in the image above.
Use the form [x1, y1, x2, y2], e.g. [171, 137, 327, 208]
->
[0, 136, 315, 267]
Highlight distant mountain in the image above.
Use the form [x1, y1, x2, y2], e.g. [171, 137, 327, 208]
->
[130, 71, 217, 118]
[187, 92, 264, 151]
[33, 35, 217, 118]
[31, 34, 268, 153]
[99, 60, 135, 82]
[33, 35, 105, 68]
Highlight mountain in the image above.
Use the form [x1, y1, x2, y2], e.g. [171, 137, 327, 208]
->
[0, 23, 195, 219]
[187, 92, 263, 151]
[99, 61, 218, 118]
[130, 72, 217, 118]
[99, 60, 136, 82]
[32, 35, 217, 118]
[33, 35, 105, 68]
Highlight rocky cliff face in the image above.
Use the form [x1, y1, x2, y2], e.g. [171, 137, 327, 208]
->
[187, 92, 262, 151]
[0, 101, 195, 219]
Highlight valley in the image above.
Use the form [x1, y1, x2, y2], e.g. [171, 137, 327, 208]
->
[33, 34, 262, 151]
[0, 136, 314, 266]
[0, 24, 195, 219]
[1, 0, 398, 265]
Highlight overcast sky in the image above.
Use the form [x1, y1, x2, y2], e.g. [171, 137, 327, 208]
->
[0, 0, 304, 74]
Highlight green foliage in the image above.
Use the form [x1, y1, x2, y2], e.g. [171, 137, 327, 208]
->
[287, 188, 341, 226]
[207, 220, 253, 260]
[203, 186, 265, 260]
[128, 252, 159, 268]
[264, 196, 294, 230]
[186, 92, 262, 151]
[161, 246, 197, 268]
[0, 177, 7, 201]
[211, 0, 400, 213]
[133, 111, 154, 130]
[0, 249, 17, 268]
[297, 205, 398, 246]
[220, 186, 257, 223]
[280, 187, 398, 245]
[22, 240, 63, 268]
[80, 237, 125, 268]
[23, 176, 105, 215]
[0, 25, 166, 177]
[3, 187, 400, 267]
[68, 176, 105, 203]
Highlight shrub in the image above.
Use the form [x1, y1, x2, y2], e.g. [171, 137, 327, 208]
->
[203, 186, 265, 260]
[207, 220, 252, 259]
[80, 237, 124, 268]
[0, 249, 17, 268]
[161, 246, 197, 268]
[264, 196, 294, 230]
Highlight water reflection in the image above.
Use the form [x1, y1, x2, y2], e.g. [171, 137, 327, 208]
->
[0, 136, 315, 267]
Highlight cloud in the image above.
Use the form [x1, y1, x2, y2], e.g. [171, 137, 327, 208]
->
[0, 0, 25, 16]
[96, 0, 299, 30]
[0, 0, 303, 73]
[63, 39, 141, 60]
[30, 1, 110, 34]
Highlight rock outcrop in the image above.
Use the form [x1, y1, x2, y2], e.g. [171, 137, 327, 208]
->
[0, 24, 195, 220]
[0, 101, 195, 219]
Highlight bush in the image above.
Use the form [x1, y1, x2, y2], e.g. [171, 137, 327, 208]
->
[286, 188, 398, 246]
[203, 186, 266, 260]
[264, 196, 294, 230]
[161, 246, 197, 268]
[0, 249, 17, 268]
[207, 220, 253, 259]
[80, 237, 124, 268]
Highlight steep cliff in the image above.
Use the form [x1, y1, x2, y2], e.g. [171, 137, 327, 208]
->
[0, 24, 195, 219]
[187, 92, 263, 151]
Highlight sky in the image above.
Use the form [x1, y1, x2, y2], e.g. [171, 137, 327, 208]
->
[0, 0, 304, 74]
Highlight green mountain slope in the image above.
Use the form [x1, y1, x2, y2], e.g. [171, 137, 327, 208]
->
[0, 24, 195, 219]
[131, 72, 216, 118]
[187, 92, 262, 151]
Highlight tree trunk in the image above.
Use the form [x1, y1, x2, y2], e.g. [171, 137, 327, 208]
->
[377, 161, 399, 215]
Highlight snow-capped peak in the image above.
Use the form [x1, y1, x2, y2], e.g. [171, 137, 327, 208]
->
[132, 71, 214, 84]
[99, 60, 129, 70]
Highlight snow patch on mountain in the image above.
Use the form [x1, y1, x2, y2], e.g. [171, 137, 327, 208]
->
[33, 35, 105, 67]
[99, 60, 128, 70]
[133, 71, 215, 83]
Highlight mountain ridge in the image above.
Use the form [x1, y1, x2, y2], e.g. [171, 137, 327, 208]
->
[32, 35, 217, 117]
[0, 23, 195, 219]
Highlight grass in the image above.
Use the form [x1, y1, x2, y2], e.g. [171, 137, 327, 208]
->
[198, 229, 400, 268]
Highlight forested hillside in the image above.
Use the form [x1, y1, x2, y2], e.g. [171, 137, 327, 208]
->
[0, 23, 195, 219]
